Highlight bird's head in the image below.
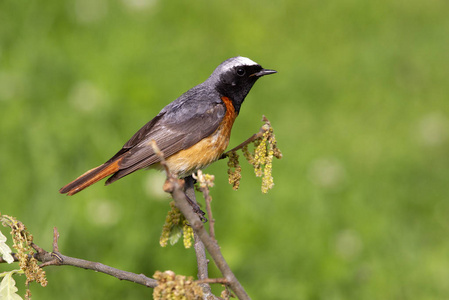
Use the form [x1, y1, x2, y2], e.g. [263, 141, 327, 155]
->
[210, 56, 277, 113]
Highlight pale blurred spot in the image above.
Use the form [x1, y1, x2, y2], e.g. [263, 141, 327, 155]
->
[417, 113, 448, 147]
[121, 0, 157, 11]
[86, 199, 120, 226]
[72, 0, 108, 24]
[67, 81, 106, 112]
[0, 72, 23, 102]
[334, 229, 363, 261]
[308, 158, 346, 190]
[144, 172, 168, 200]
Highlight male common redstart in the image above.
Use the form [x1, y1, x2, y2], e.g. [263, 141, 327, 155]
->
[60, 56, 276, 196]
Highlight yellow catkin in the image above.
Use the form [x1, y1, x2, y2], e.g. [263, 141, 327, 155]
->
[252, 126, 281, 193]
[159, 219, 171, 247]
[1, 215, 48, 292]
[160, 202, 184, 247]
[224, 118, 282, 193]
[153, 270, 203, 300]
[242, 144, 254, 165]
[182, 221, 193, 249]
[268, 128, 282, 159]
[254, 131, 269, 177]
[262, 145, 274, 193]
[227, 151, 242, 190]
[160, 202, 193, 249]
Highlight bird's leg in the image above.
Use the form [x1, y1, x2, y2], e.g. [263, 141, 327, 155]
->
[185, 194, 207, 222]
[184, 175, 207, 223]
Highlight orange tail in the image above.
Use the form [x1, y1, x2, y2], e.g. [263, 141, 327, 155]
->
[59, 158, 122, 196]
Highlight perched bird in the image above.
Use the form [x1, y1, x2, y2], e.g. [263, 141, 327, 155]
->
[60, 56, 276, 196]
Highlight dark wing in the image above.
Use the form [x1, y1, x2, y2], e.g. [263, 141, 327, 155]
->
[104, 95, 226, 184]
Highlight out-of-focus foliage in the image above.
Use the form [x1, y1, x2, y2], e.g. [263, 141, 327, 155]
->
[0, 271, 23, 300]
[1, 0, 449, 299]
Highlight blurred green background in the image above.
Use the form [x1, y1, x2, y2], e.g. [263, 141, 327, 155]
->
[1, 0, 449, 299]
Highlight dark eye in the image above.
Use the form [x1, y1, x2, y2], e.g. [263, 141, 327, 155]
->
[236, 68, 246, 76]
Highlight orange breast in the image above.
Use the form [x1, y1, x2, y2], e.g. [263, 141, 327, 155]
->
[164, 97, 237, 176]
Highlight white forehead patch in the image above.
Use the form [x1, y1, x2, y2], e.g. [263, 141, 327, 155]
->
[233, 56, 258, 66]
[221, 56, 258, 72]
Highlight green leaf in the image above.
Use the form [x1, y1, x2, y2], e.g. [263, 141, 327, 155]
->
[169, 225, 182, 246]
[0, 272, 23, 300]
[0, 231, 14, 264]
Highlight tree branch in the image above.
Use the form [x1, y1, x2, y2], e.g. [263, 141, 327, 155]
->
[194, 171, 216, 240]
[168, 179, 249, 299]
[0, 228, 158, 288]
[155, 148, 250, 300]
[184, 176, 221, 300]
[185, 177, 209, 282]
[197, 278, 229, 285]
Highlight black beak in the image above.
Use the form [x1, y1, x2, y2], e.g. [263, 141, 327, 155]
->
[251, 68, 277, 77]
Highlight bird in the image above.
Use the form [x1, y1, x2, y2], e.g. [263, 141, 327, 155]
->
[59, 56, 277, 196]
